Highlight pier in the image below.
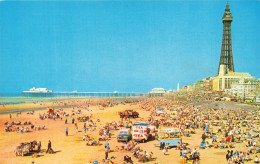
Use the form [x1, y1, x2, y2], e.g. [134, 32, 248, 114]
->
[21, 92, 164, 97]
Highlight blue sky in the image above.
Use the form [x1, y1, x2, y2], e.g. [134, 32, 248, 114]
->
[0, 0, 259, 94]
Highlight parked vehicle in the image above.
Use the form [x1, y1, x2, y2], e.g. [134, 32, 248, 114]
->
[132, 121, 151, 142]
[245, 97, 254, 103]
[158, 128, 182, 147]
[117, 128, 132, 142]
[119, 110, 139, 118]
[77, 116, 89, 122]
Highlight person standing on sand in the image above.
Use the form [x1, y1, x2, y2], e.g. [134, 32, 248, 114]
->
[10, 114, 11, 119]
[37, 141, 41, 152]
[46, 140, 52, 153]
[105, 148, 109, 159]
[75, 123, 78, 131]
[202, 133, 206, 143]
[100, 159, 105, 164]
[105, 142, 110, 150]
[66, 127, 68, 136]
[84, 127, 87, 135]
[65, 118, 67, 124]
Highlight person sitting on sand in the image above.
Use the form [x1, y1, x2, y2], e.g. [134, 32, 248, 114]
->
[255, 155, 259, 163]
[194, 152, 200, 161]
[124, 155, 132, 163]
[92, 160, 99, 164]
[244, 153, 250, 161]
[132, 149, 140, 158]
[224, 142, 229, 148]
[86, 140, 90, 146]
[93, 139, 97, 145]
[217, 142, 222, 149]
[205, 141, 210, 149]
[107, 160, 113, 164]
[229, 142, 234, 148]
[100, 159, 105, 164]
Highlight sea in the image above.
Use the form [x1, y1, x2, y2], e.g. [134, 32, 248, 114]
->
[0, 92, 148, 105]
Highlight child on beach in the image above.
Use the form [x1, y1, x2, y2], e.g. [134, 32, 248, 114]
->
[75, 123, 78, 131]
[163, 147, 167, 155]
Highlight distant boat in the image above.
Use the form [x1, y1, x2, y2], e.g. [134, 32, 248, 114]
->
[22, 87, 53, 93]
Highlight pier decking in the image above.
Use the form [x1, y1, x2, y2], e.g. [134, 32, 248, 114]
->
[22, 92, 164, 97]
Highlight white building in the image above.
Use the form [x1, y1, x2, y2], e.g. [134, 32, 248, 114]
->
[150, 88, 166, 94]
[212, 65, 255, 92]
[230, 78, 257, 97]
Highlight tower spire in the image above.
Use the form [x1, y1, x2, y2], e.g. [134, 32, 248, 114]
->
[218, 3, 235, 74]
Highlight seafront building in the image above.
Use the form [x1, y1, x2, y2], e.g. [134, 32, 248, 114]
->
[230, 78, 258, 97]
[150, 88, 166, 94]
[257, 79, 260, 96]
[179, 3, 258, 98]
[211, 65, 255, 92]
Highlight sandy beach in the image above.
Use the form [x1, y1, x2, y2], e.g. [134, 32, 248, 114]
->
[0, 98, 259, 164]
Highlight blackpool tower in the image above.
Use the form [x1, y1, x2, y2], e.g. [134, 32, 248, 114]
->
[218, 2, 235, 74]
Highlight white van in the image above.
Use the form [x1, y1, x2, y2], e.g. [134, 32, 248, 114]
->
[132, 121, 151, 142]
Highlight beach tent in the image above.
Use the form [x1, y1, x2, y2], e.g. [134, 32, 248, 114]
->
[158, 108, 163, 111]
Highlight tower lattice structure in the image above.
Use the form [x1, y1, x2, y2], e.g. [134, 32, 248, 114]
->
[218, 3, 235, 74]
